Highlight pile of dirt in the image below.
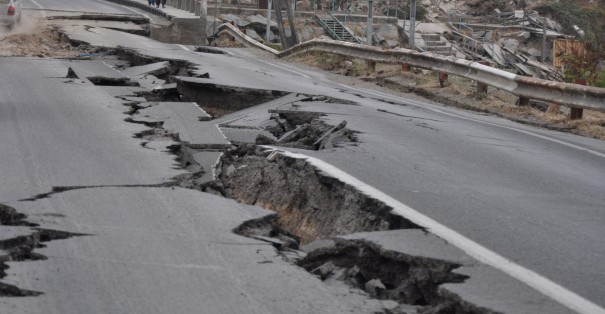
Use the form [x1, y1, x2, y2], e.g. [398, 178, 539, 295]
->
[0, 22, 77, 58]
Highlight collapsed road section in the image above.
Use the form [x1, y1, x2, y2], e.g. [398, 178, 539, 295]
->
[62, 46, 493, 312]
[4, 15, 598, 314]
[57, 43, 581, 313]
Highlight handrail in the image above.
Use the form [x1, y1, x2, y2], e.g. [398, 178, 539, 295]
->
[215, 25, 605, 111]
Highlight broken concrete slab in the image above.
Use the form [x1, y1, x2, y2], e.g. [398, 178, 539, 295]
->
[99, 86, 147, 97]
[245, 28, 262, 42]
[49, 19, 146, 35]
[219, 127, 277, 145]
[190, 151, 223, 185]
[135, 102, 228, 149]
[246, 14, 278, 34]
[122, 61, 171, 77]
[217, 13, 250, 28]
[131, 74, 166, 90]
[175, 77, 290, 118]
[502, 38, 519, 53]
[482, 43, 507, 66]
[340, 230, 473, 265]
[119, 96, 147, 103]
[65, 60, 128, 82]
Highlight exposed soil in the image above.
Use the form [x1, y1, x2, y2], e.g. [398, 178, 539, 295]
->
[0, 14, 78, 58]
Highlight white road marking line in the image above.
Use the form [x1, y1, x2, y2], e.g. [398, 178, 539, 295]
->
[28, 0, 44, 9]
[255, 58, 311, 79]
[335, 83, 605, 159]
[272, 148, 605, 314]
[178, 44, 191, 51]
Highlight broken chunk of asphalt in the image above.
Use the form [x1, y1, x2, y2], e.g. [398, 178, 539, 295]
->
[175, 77, 289, 118]
[0, 203, 86, 297]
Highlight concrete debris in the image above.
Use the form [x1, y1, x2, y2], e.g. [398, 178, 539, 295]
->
[218, 14, 250, 28]
[296, 239, 479, 313]
[442, 9, 571, 80]
[245, 28, 262, 41]
[311, 262, 338, 280]
[365, 279, 387, 299]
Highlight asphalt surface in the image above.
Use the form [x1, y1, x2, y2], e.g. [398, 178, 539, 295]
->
[1, 1, 604, 313]
[0, 57, 396, 314]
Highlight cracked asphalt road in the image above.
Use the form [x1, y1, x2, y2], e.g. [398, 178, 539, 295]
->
[1, 1, 605, 313]
[0, 57, 396, 314]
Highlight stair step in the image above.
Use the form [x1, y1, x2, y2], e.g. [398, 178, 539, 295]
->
[422, 34, 441, 41]
[425, 41, 447, 47]
[427, 46, 451, 52]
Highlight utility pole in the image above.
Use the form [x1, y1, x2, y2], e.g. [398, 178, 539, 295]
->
[200, 0, 208, 45]
[367, 0, 373, 45]
[542, 16, 547, 63]
[266, 0, 273, 43]
[409, 0, 416, 49]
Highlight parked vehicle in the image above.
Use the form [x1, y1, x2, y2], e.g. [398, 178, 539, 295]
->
[0, 0, 22, 29]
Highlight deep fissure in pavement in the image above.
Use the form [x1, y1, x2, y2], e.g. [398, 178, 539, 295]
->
[256, 110, 357, 150]
[177, 80, 289, 118]
[299, 240, 485, 313]
[105, 48, 491, 313]
[209, 145, 419, 244]
[0, 204, 85, 297]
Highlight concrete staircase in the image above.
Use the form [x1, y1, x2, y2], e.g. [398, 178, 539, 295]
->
[317, 14, 363, 44]
[421, 33, 451, 55]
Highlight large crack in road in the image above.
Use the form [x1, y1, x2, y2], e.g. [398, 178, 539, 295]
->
[0, 204, 85, 297]
[81, 47, 494, 313]
[1, 14, 573, 314]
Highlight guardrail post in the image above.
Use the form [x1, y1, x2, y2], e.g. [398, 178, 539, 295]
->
[367, 60, 376, 72]
[439, 72, 448, 88]
[476, 61, 488, 96]
[570, 107, 583, 120]
[402, 63, 411, 72]
[476, 81, 488, 95]
[569, 79, 586, 120]
[518, 97, 530, 107]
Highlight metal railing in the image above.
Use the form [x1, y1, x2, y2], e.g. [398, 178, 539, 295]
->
[316, 12, 363, 44]
[273, 39, 605, 112]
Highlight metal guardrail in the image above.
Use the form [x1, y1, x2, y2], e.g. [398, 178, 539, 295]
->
[216, 23, 280, 54]
[107, 0, 604, 114]
[216, 24, 605, 112]
[277, 39, 605, 111]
